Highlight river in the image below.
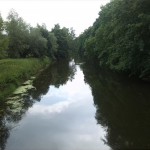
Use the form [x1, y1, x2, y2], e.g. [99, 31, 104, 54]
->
[0, 60, 150, 150]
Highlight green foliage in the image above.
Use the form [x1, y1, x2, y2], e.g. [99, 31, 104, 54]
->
[48, 32, 58, 58]
[0, 58, 50, 100]
[0, 10, 75, 60]
[0, 14, 8, 59]
[6, 10, 30, 58]
[52, 24, 75, 59]
[76, 0, 150, 80]
[84, 36, 97, 60]
[0, 10, 76, 99]
[37, 24, 54, 58]
[29, 27, 47, 57]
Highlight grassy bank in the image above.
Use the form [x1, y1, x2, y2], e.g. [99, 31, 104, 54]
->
[0, 58, 50, 100]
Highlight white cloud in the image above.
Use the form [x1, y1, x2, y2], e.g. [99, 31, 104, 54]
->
[0, 0, 110, 36]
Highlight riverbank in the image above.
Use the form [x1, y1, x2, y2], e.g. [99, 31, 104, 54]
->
[0, 58, 51, 100]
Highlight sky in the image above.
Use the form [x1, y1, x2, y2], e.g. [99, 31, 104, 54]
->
[0, 0, 110, 36]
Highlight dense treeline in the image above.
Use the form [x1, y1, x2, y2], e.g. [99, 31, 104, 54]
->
[76, 0, 150, 80]
[0, 10, 75, 60]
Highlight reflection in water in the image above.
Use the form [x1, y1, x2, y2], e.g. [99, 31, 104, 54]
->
[0, 104, 9, 150]
[5, 61, 109, 150]
[1, 60, 150, 150]
[32, 60, 76, 101]
[0, 60, 76, 150]
[0, 94, 36, 150]
[81, 63, 150, 149]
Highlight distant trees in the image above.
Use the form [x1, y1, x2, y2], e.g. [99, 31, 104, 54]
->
[52, 24, 75, 59]
[0, 10, 75, 60]
[76, 0, 150, 80]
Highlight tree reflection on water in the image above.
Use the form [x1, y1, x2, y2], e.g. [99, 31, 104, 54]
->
[81, 62, 150, 150]
[0, 60, 76, 150]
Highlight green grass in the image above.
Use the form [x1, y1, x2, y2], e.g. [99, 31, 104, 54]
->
[0, 58, 51, 100]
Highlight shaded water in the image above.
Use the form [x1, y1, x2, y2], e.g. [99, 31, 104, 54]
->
[0, 60, 150, 150]
[81, 63, 150, 149]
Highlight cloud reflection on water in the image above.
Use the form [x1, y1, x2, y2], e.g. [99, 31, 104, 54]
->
[6, 66, 109, 150]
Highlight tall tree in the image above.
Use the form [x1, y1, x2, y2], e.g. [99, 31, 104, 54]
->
[48, 32, 58, 59]
[29, 27, 47, 58]
[0, 14, 8, 59]
[6, 10, 30, 58]
[52, 24, 75, 59]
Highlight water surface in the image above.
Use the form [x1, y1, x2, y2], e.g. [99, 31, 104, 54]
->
[81, 63, 150, 149]
[2, 60, 109, 150]
[1, 60, 150, 150]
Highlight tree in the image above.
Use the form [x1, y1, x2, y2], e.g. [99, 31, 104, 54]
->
[0, 14, 8, 59]
[29, 27, 47, 58]
[52, 24, 75, 59]
[47, 32, 58, 59]
[6, 10, 30, 58]
[76, 0, 150, 80]
[37, 24, 58, 59]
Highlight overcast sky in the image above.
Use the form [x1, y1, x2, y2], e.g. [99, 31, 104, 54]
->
[0, 0, 110, 36]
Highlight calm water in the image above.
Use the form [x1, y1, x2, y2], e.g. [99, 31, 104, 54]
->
[0, 60, 150, 150]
